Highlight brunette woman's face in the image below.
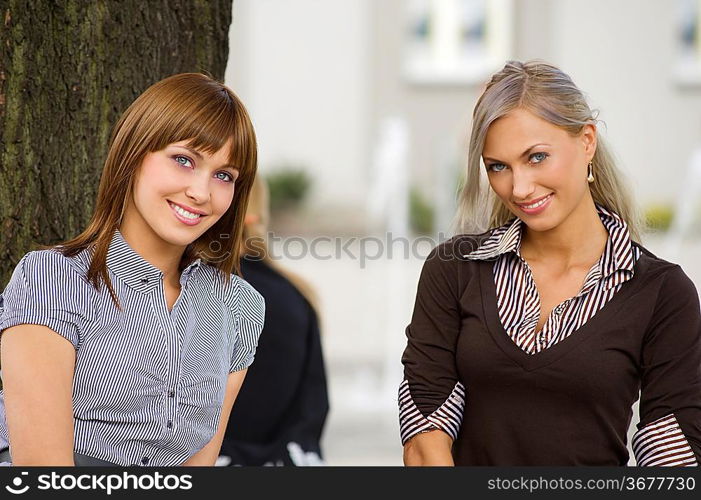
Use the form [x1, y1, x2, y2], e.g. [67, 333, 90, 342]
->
[482, 108, 596, 233]
[124, 139, 238, 250]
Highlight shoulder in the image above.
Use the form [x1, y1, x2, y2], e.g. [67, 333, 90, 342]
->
[633, 243, 693, 284]
[632, 242, 698, 302]
[417, 232, 493, 296]
[423, 232, 494, 274]
[200, 263, 265, 325]
[430, 232, 495, 260]
[17, 248, 90, 286]
[231, 273, 265, 317]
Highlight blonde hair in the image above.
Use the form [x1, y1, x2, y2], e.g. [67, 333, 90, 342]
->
[58, 73, 258, 306]
[456, 60, 643, 241]
[242, 175, 318, 312]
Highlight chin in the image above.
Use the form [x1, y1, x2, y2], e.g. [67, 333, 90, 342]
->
[518, 213, 562, 233]
[154, 225, 207, 248]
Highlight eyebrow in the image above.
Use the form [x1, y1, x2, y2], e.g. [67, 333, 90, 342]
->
[176, 145, 239, 171]
[483, 143, 550, 163]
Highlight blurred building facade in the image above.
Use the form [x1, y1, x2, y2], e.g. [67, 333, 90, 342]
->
[227, 0, 701, 236]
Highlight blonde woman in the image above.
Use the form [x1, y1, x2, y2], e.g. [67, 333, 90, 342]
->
[0, 73, 264, 466]
[399, 60, 701, 466]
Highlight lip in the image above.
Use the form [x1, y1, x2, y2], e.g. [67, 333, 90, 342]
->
[168, 201, 207, 226]
[514, 193, 553, 215]
[168, 200, 208, 215]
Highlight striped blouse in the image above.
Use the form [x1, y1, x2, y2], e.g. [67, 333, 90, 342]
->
[399, 206, 698, 466]
[0, 230, 265, 466]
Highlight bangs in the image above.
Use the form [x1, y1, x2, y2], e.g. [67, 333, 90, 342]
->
[141, 79, 256, 177]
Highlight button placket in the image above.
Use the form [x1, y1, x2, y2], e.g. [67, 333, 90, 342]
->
[153, 281, 181, 444]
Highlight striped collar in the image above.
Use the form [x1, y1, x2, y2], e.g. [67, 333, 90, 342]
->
[464, 204, 637, 279]
[106, 230, 202, 294]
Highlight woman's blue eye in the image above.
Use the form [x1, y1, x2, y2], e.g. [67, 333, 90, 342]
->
[174, 155, 193, 168]
[215, 171, 235, 183]
[488, 163, 507, 172]
[530, 152, 548, 163]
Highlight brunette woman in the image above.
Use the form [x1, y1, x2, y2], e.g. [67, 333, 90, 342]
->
[0, 73, 264, 466]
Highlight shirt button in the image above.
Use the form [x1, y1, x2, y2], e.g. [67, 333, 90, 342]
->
[141, 457, 149, 465]
[167, 420, 173, 428]
[140, 278, 149, 284]
[168, 391, 175, 398]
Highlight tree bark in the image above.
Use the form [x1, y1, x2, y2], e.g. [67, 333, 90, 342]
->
[0, 0, 233, 285]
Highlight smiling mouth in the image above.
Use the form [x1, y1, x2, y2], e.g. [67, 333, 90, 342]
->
[168, 201, 205, 221]
[516, 194, 553, 210]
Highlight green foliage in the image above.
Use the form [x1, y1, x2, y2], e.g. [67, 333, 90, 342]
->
[410, 187, 435, 235]
[644, 203, 674, 232]
[266, 168, 312, 211]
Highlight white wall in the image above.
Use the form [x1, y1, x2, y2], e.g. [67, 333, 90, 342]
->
[548, 0, 701, 206]
[226, 0, 372, 209]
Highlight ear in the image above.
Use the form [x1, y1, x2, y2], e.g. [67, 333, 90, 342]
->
[581, 123, 597, 161]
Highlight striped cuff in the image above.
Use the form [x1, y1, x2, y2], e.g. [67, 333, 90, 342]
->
[632, 414, 698, 466]
[398, 379, 466, 445]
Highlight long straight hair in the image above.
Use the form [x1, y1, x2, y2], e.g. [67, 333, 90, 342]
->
[455, 60, 643, 241]
[58, 73, 258, 306]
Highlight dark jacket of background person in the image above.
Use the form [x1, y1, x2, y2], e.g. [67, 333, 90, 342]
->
[219, 175, 329, 466]
[220, 256, 329, 465]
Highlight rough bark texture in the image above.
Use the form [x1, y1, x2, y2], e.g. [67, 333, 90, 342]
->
[0, 0, 233, 286]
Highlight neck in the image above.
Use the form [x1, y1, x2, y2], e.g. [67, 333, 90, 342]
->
[119, 225, 184, 288]
[519, 196, 608, 267]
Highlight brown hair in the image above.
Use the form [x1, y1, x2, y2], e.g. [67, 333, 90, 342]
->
[456, 60, 643, 241]
[59, 73, 258, 306]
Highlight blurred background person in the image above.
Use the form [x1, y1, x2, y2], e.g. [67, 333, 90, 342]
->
[219, 176, 329, 466]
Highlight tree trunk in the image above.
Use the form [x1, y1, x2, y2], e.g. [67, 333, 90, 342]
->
[0, 0, 233, 285]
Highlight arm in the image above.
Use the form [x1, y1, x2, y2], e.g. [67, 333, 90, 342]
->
[632, 266, 701, 466]
[403, 429, 454, 466]
[181, 369, 248, 466]
[399, 241, 466, 466]
[1, 325, 76, 465]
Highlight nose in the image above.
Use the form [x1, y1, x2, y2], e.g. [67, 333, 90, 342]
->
[185, 171, 211, 205]
[511, 167, 536, 202]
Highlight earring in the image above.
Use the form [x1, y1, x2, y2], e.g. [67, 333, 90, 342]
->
[587, 162, 594, 183]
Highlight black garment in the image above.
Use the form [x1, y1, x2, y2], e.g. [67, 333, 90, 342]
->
[221, 257, 329, 466]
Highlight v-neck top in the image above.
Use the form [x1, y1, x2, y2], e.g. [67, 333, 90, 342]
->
[398, 232, 701, 465]
[0, 230, 265, 466]
[465, 205, 640, 354]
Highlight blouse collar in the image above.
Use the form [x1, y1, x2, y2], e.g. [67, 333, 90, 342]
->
[105, 230, 202, 294]
[464, 204, 636, 279]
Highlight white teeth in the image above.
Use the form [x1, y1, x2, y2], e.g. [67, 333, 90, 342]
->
[170, 203, 201, 219]
[521, 195, 551, 209]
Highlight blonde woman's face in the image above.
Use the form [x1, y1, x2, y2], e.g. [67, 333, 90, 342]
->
[123, 139, 238, 251]
[482, 108, 596, 233]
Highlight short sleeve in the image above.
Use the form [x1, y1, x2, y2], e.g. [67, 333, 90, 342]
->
[229, 277, 265, 373]
[399, 242, 466, 445]
[0, 251, 93, 349]
[632, 266, 701, 466]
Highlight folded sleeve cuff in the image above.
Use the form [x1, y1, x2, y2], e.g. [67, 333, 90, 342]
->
[398, 379, 466, 445]
[0, 313, 80, 349]
[632, 413, 698, 466]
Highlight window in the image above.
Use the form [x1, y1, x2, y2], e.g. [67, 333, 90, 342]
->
[404, 0, 513, 85]
[675, 0, 701, 85]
